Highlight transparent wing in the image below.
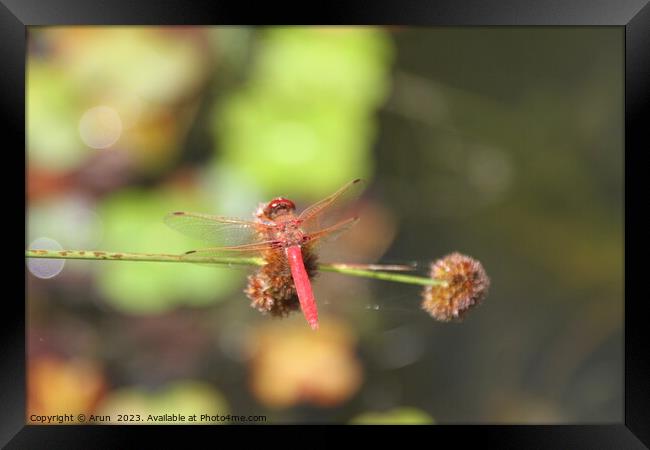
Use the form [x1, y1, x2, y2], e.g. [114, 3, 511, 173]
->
[164, 211, 267, 246]
[297, 179, 366, 233]
[178, 244, 277, 269]
[322, 262, 417, 271]
[303, 216, 360, 248]
[181, 241, 280, 258]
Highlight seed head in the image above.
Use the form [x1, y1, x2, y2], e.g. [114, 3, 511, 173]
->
[421, 252, 490, 322]
[244, 247, 319, 318]
[245, 269, 300, 317]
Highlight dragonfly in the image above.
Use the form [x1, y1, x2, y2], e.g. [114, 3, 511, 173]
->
[164, 179, 367, 330]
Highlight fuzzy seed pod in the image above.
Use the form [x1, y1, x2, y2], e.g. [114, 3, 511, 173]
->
[421, 252, 490, 322]
[245, 247, 319, 318]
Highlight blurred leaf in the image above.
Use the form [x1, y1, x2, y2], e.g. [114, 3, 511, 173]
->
[97, 380, 229, 424]
[255, 27, 392, 109]
[28, 61, 86, 172]
[28, 356, 107, 419]
[350, 407, 435, 425]
[57, 28, 207, 104]
[212, 27, 394, 197]
[247, 318, 363, 408]
[29, 28, 213, 177]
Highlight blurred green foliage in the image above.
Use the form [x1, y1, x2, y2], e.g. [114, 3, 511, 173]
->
[97, 380, 229, 424]
[59, 28, 205, 104]
[28, 61, 85, 171]
[213, 27, 394, 196]
[95, 188, 242, 314]
[28, 28, 210, 176]
[350, 407, 434, 425]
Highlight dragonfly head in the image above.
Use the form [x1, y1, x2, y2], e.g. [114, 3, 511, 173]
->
[263, 197, 296, 220]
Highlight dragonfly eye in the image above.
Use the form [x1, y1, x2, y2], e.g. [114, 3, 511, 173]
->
[264, 198, 296, 219]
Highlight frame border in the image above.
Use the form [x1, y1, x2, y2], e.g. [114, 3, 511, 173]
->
[5, 0, 648, 447]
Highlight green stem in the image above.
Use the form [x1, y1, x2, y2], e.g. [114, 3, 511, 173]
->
[25, 249, 264, 266]
[319, 264, 446, 287]
[25, 249, 445, 287]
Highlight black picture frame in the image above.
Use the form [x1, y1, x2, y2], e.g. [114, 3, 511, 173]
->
[4, 1, 648, 447]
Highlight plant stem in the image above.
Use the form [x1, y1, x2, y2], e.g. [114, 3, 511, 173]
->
[319, 264, 446, 287]
[25, 249, 446, 287]
[25, 249, 264, 266]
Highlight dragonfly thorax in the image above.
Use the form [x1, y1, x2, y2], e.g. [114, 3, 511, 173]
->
[272, 221, 306, 247]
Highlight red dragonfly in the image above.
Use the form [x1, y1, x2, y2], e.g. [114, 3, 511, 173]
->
[164, 179, 365, 330]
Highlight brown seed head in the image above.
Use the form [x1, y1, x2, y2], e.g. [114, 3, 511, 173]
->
[245, 268, 301, 317]
[245, 246, 319, 318]
[421, 252, 490, 322]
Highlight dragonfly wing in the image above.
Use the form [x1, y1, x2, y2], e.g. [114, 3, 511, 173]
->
[164, 211, 266, 246]
[179, 242, 280, 266]
[303, 216, 360, 247]
[297, 179, 365, 232]
[176, 246, 271, 270]
[183, 241, 280, 256]
[324, 262, 417, 271]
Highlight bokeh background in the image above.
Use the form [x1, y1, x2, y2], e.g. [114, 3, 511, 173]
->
[26, 26, 623, 424]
